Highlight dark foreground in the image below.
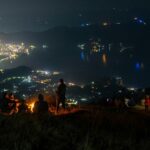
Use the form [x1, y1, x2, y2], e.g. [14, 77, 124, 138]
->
[0, 107, 150, 150]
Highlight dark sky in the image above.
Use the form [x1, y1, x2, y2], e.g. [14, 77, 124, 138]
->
[0, 0, 149, 32]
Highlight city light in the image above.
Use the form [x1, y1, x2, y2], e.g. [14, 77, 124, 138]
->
[68, 82, 76, 86]
[102, 54, 107, 64]
[102, 22, 109, 26]
[0, 41, 35, 63]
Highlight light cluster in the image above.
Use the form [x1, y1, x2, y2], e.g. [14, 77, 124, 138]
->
[0, 41, 35, 63]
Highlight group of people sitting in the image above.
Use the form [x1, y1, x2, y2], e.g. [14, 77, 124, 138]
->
[17, 94, 49, 114]
[0, 92, 18, 114]
[0, 78, 67, 115]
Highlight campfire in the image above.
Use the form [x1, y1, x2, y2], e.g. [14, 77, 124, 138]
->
[27, 102, 35, 113]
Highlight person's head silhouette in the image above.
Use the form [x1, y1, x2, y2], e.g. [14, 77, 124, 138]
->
[59, 78, 64, 84]
[38, 94, 44, 102]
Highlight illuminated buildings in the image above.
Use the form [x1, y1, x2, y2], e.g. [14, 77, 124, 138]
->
[0, 68, 63, 99]
[78, 38, 110, 64]
[91, 41, 101, 53]
[0, 40, 35, 63]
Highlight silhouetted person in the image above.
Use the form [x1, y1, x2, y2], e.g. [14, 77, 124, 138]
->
[8, 93, 17, 112]
[18, 101, 29, 113]
[34, 94, 49, 113]
[9, 93, 15, 101]
[56, 79, 67, 112]
[0, 92, 12, 113]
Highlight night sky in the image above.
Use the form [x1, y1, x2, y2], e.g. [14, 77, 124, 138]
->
[0, 0, 149, 32]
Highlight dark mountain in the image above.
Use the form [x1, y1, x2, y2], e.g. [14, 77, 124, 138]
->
[0, 23, 149, 43]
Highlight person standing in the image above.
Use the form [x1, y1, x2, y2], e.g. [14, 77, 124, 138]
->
[18, 101, 29, 113]
[56, 79, 67, 112]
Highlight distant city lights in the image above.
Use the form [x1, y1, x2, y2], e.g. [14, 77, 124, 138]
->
[0, 41, 35, 63]
[102, 54, 107, 64]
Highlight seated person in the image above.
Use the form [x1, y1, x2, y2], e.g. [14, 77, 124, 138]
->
[34, 94, 49, 113]
[18, 101, 29, 113]
[0, 92, 12, 113]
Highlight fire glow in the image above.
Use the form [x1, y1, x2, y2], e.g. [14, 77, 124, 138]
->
[27, 102, 35, 113]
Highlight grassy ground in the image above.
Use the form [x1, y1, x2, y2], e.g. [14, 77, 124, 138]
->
[0, 107, 150, 150]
